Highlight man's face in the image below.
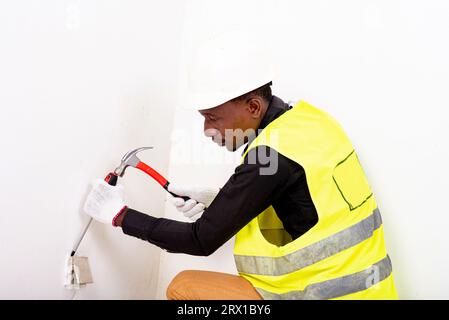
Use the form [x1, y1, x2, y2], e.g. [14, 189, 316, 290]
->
[199, 98, 263, 151]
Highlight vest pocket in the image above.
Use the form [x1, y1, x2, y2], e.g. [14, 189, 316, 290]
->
[332, 150, 373, 211]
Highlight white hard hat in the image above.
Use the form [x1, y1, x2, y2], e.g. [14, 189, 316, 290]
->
[185, 28, 275, 111]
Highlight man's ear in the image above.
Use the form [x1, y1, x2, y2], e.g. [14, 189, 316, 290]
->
[247, 98, 263, 119]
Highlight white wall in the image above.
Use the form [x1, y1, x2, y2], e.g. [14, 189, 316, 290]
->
[1, 0, 448, 300]
[157, 0, 449, 299]
[0, 0, 184, 299]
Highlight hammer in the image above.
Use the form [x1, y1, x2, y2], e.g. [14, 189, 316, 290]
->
[71, 147, 190, 256]
[104, 147, 190, 201]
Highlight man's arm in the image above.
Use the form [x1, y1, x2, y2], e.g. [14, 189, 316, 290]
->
[118, 147, 303, 256]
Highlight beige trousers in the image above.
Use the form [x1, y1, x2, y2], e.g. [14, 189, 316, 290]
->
[166, 270, 263, 300]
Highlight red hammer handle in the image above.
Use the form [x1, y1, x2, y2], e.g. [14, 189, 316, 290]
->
[136, 161, 168, 187]
[136, 161, 190, 201]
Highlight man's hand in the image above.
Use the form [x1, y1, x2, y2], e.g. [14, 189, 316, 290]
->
[83, 179, 128, 227]
[167, 184, 220, 221]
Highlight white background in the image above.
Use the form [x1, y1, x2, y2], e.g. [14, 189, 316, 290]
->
[1, 0, 448, 299]
[0, 0, 185, 299]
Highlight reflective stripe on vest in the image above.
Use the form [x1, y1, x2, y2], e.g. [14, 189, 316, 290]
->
[235, 208, 382, 276]
[256, 255, 392, 300]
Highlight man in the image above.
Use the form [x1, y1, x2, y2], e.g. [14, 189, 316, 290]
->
[84, 31, 398, 300]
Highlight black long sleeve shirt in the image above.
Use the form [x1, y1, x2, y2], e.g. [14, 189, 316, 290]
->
[122, 96, 318, 256]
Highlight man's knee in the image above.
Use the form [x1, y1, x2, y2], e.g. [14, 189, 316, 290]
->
[166, 270, 196, 300]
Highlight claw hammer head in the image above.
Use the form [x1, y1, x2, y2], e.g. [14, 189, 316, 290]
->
[114, 146, 153, 177]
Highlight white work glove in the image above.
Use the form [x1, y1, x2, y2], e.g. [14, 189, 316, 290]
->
[167, 184, 220, 221]
[83, 179, 127, 226]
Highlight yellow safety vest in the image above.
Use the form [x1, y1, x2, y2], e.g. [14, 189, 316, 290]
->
[234, 101, 398, 300]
